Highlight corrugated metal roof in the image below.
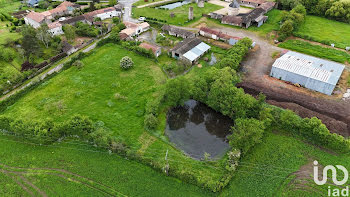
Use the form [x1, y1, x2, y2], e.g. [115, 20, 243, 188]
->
[183, 42, 211, 62]
[272, 51, 344, 85]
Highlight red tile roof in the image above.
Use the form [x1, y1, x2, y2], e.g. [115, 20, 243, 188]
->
[139, 42, 160, 54]
[26, 11, 46, 23]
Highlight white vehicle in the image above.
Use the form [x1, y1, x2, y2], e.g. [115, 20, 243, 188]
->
[138, 17, 146, 21]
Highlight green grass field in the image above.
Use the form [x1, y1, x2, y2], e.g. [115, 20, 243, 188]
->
[221, 131, 350, 196]
[278, 39, 350, 63]
[295, 15, 350, 49]
[0, 43, 229, 189]
[133, 2, 223, 26]
[0, 134, 212, 196]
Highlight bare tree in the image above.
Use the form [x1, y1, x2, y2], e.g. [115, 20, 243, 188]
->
[36, 24, 51, 48]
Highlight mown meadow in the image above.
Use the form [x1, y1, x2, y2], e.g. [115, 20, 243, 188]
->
[133, 2, 223, 26]
[294, 15, 350, 49]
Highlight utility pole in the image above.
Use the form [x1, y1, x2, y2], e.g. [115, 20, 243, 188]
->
[164, 149, 169, 175]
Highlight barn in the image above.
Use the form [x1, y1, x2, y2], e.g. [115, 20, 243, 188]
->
[270, 51, 345, 95]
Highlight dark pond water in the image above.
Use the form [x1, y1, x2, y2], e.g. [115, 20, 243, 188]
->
[165, 100, 233, 160]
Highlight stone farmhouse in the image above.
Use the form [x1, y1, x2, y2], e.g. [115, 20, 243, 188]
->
[221, 8, 267, 28]
[120, 21, 150, 37]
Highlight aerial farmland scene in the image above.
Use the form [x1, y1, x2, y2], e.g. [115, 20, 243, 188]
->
[0, 0, 350, 196]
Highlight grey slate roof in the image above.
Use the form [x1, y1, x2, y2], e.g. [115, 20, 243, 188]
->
[171, 37, 203, 55]
[241, 8, 265, 23]
[161, 25, 196, 38]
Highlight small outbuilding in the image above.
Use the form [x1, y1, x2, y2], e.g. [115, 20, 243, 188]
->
[270, 51, 345, 95]
[161, 25, 196, 39]
[139, 42, 162, 57]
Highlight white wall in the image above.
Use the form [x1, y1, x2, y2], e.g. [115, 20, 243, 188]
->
[24, 17, 41, 28]
[49, 26, 64, 36]
[95, 11, 120, 20]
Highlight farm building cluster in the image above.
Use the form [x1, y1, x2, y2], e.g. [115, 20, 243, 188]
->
[270, 51, 345, 95]
[209, 0, 276, 28]
[23, 1, 123, 36]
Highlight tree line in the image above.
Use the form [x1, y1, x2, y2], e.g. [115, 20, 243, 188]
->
[277, 0, 350, 23]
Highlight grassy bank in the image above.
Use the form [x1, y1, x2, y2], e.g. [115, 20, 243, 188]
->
[278, 40, 350, 63]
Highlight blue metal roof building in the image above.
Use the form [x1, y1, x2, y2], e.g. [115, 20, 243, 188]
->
[270, 51, 345, 95]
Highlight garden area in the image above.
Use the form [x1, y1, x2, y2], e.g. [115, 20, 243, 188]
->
[133, 2, 223, 26]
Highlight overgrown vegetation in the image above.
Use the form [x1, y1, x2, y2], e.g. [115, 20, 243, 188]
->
[278, 39, 350, 63]
[278, 4, 306, 41]
[276, 0, 350, 23]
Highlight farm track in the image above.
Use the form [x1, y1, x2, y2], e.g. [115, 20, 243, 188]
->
[0, 162, 125, 196]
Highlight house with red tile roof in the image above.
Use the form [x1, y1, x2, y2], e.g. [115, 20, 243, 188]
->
[24, 11, 49, 28]
[48, 21, 64, 36]
[120, 22, 150, 37]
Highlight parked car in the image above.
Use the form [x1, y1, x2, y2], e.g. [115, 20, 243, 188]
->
[138, 17, 146, 21]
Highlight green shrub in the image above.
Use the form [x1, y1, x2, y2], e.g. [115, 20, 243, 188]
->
[144, 114, 158, 130]
[120, 56, 134, 70]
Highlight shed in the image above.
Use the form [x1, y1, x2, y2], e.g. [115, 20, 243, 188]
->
[170, 38, 210, 64]
[270, 51, 345, 95]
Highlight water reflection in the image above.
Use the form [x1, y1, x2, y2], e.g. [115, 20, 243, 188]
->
[165, 100, 233, 160]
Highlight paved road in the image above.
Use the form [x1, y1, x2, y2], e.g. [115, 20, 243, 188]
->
[119, 0, 139, 23]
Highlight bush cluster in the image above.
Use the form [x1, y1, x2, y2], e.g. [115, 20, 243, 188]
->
[271, 108, 350, 153]
[0, 115, 128, 153]
[215, 38, 252, 71]
[278, 4, 307, 41]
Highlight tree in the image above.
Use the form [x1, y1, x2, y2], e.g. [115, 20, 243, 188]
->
[21, 25, 40, 62]
[326, 1, 350, 23]
[63, 25, 76, 42]
[278, 19, 294, 41]
[120, 56, 134, 70]
[164, 77, 191, 106]
[36, 24, 51, 48]
[228, 118, 265, 155]
[89, 1, 96, 11]
[109, 0, 117, 6]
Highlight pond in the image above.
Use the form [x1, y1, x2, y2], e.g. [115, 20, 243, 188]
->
[165, 100, 233, 160]
[156, 0, 191, 10]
